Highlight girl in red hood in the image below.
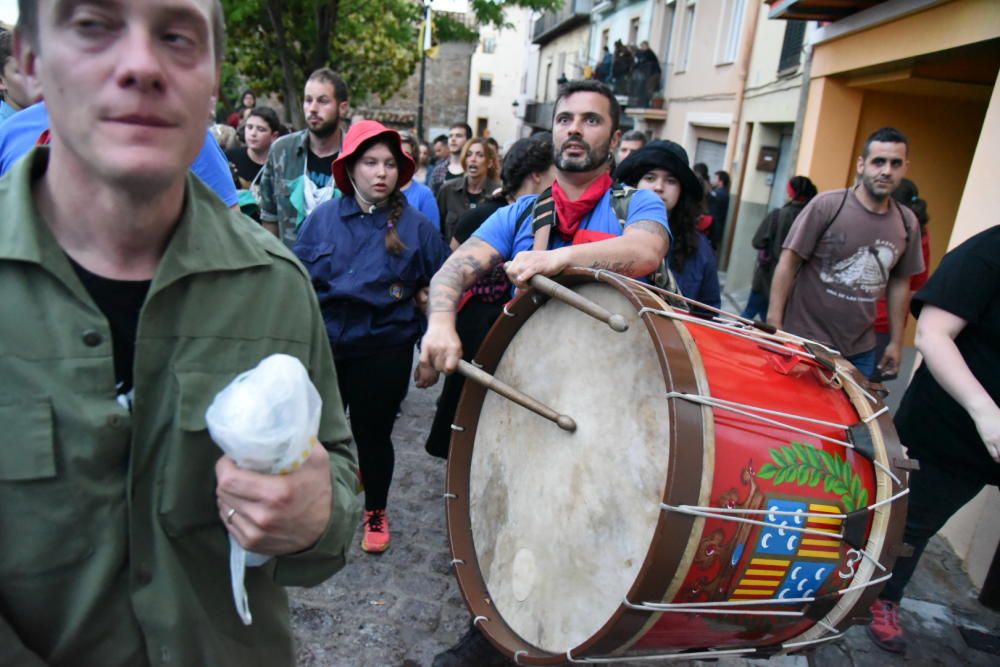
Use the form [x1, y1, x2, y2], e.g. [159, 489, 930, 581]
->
[294, 121, 450, 553]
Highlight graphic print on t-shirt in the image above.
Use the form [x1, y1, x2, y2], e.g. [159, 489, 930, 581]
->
[820, 242, 896, 295]
[307, 148, 336, 189]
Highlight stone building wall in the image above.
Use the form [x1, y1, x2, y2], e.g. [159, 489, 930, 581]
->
[354, 40, 476, 140]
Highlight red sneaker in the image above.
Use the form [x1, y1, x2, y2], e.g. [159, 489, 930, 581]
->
[361, 510, 390, 553]
[867, 598, 906, 653]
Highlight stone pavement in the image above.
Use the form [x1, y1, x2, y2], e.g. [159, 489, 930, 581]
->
[289, 359, 1000, 667]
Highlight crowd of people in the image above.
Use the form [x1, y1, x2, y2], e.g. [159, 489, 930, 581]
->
[594, 39, 662, 107]
[0, 2, 996, 666]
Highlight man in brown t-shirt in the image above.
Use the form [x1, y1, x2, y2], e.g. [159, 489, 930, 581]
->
[767, 127, 925, 379]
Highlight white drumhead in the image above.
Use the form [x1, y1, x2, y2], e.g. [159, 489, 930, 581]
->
[469, 283, 671, 653]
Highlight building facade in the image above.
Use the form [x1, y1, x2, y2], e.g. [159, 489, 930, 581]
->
[367, 39, 476, 140]
[522, 0, 594, 133]
[657, 0, 756, 173]
[466, 7, 534, 147]
[724, 13, 812, 287]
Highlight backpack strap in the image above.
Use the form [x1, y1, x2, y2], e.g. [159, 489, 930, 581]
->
[890, 197, 912, 250]
[818, 187, 912, 251]
[815, 187, 851, 244]
[609, 185, 679, 293]
[610, 184, 635, 227]
[530, 186, 555, 234]
[512, 199, 535, 237]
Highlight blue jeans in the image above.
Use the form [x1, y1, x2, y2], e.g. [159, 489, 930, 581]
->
[846, 348, 876, 378]
[740, 290, 769, 321]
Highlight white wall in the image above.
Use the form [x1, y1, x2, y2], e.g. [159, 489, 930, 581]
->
[535, 25, 592, 102]
[467, 7, 533, 146]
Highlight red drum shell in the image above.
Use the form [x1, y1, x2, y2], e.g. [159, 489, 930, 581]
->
[446, 270, 909, 664]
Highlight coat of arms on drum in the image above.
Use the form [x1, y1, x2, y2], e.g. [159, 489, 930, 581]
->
[684, 443, 870, 619]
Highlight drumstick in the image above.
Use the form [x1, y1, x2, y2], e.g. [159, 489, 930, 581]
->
[528, 274, 629, 332]
[457, 360, 577, 432]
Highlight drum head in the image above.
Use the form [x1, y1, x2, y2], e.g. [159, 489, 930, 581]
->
[469, 283, 670, 653]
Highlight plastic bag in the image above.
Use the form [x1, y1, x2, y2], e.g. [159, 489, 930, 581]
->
[205, 354, 322, 625]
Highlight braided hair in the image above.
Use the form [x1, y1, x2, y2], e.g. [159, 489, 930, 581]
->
[384, 190, 408, 255]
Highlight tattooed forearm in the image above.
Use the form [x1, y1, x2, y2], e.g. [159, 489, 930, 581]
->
[630, 219, 670, 240]
[588, 260, 636, 274]
[429, 238, 503, 313]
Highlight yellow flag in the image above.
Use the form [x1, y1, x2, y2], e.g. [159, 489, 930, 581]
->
[419, 9, 439, 59]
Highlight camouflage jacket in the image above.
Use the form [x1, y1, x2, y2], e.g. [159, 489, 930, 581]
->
[258, 129, 341, 248]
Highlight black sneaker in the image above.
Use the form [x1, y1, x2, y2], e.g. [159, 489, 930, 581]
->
[432, 623, 509, 666]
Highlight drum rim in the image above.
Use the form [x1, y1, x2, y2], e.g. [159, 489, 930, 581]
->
[781, 358, 911, 644]
[445, 268, 709, 664]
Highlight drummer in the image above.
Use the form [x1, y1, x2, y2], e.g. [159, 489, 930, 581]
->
[423, 79, 670, 666]
[613, 140, 721, 310]
[419, 79, 669, 380]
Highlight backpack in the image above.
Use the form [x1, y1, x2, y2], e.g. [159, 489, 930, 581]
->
[518, 185, 678, 293]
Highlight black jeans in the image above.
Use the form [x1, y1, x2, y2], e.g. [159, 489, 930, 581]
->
[881, 458, 989, 602]
[335, 343, 413, 511]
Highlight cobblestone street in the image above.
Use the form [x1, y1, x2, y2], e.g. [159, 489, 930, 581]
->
[289, 364, 1000, 666]
[290, 378, 471, 667]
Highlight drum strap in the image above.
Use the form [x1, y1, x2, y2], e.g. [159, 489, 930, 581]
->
[527, 185, 679, 293]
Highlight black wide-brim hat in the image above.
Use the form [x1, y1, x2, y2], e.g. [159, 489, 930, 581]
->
[613, 139, 703, 203]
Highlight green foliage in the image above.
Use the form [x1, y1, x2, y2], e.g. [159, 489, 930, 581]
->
[220, 0, 562, 118]
[757, 442, 869, 513]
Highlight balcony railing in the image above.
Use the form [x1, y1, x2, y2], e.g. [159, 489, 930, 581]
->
[532, 0, 593, 45]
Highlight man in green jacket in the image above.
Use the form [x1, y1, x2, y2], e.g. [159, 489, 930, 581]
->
[0, 2, 360, 666]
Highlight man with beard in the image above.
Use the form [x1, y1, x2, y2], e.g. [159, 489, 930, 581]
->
[429, 122, 472, 195]
[421, 80, 668, 374]
[768, 127, 924, 379]
[258, 68, 349, 248]
[420, 81, 669, 667]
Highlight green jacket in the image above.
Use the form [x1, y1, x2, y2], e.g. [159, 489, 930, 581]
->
[0, 148, 360, 667]
[257, 129, 342, 249]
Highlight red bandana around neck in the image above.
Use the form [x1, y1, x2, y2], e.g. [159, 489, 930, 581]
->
[551, 173, 613, 240]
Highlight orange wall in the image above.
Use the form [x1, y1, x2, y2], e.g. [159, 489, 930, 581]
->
[796, 76, 863, 190]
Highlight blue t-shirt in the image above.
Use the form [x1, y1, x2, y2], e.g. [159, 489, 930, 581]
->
[294, 195, 450, 357]
[403, 180, 440, 231]
[0, 102, 239, 207]
[0, 101, 17, 124]
[474, 188, 669, 260]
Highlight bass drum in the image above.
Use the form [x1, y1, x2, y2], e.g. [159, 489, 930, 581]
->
[445, 269, 910, 664]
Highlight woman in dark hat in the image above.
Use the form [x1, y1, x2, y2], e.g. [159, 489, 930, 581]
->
[293, 120, 450, 554]
[615, 140, 721, 309]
